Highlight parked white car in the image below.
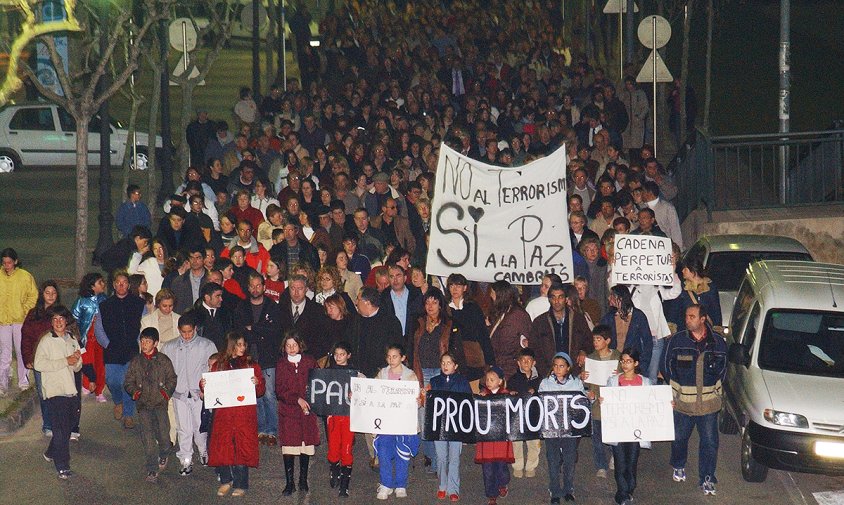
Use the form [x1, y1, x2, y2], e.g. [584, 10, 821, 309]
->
[682, 234, 814, 333]
[0, 102, 163, 172]
[721, 260, 844, 482]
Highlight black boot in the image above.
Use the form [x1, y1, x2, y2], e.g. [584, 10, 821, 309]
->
[338, 465, 352, 497]
[298, 454, 310, 492]
[329, 461, 340, 488]
[281, 455, 296, 496]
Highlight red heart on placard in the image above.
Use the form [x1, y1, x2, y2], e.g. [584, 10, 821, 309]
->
[236, 396, 245, 402]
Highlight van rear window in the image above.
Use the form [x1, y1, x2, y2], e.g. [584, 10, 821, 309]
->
[707, 251, 813, 291]
[758, 310, 844, 378]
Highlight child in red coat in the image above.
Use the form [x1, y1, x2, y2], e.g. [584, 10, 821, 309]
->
[475, 366, 515, 505]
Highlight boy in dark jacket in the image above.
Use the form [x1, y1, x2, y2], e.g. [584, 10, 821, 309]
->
[508, 348, 542, 478]
[124, 328, 178, 482]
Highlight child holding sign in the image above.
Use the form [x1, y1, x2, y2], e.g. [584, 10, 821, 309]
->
[602, 349, 652, 505]
[429, 352, 471, 501]
[539, 352, 586, 503]
[374, 344, 421, 500]
[508, 348, 541, 479]
[475, 366, 514, 505]
[582, 325, 621, 480]
[326, 341, 361, 497]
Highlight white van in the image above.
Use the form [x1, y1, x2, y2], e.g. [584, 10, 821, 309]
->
[721, 260, 844, 482]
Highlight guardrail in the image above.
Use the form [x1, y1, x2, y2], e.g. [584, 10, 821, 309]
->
[670, 129, 844, 221]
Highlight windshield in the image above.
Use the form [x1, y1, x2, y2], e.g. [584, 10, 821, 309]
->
[758, 310, 844, 378]
[707, 251, 813, 291]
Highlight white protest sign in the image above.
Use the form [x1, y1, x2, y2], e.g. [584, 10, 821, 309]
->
[584, 358, 619, 386]
[601, 384, 674, 442]
[202, 368, 257, 409]
[611, 234, 673, 286]
[350, 377, 419, 435]
[425, 143, 573, 284]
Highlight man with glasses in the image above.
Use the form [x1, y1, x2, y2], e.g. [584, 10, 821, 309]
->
[370, 197, 416, 254]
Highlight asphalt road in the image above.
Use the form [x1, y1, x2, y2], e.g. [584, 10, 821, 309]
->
[1, 391, 842, 505]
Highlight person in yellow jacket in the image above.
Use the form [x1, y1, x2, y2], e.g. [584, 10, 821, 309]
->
[1, 248, 39, 395]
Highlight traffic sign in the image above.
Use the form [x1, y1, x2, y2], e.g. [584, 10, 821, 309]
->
[638, 15, 671, 49]
[636, 50, 673, 83]
[603, 0, 639, 14]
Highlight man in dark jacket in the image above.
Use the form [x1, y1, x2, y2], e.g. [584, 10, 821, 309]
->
[346, 287, 403, 378]
[95, 271, 147, 429]
[529, 283, 592, 377]
[186, 110, 215, 167]
[378, 264, 423, 364]
[661, 304, 727, 495]
[189, 282, 232, 352]
[170, 245, 208, 314]
[124, 328, 177, 481]
[277, 274, 325, 358]
[232, 272, 283, 445]
[156, 207, 206, 255]
[269, 220, 320, 271]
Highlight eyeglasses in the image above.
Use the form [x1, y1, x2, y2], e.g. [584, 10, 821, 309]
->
[620, 359, 636, 364]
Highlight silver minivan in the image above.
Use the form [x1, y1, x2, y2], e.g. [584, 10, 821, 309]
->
[721, 260, 844, 482]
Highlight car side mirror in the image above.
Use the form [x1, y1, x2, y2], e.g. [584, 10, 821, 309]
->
[728, 343, 750, 367]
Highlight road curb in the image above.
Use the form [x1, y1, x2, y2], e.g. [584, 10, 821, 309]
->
[0, 388, 38, 436]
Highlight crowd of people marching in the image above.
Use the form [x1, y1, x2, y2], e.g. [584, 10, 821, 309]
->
[0, 1, 726, 503]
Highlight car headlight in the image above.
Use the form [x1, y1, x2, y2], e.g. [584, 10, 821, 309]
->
[764, 409, 809, 428]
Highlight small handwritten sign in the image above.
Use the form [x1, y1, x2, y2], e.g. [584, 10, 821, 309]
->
[202, 368, 257, 409]
[349, 377, 419, 435]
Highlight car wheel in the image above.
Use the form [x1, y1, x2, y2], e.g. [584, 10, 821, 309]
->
[718, 408, 739, 435]
[130, 147, 149, 171]
[0, 150, 21, 173]
[740, 427, 768, 482]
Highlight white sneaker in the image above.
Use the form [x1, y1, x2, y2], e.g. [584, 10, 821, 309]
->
[596, 469, 608, 479]
[377, 485, 393, 500]
[395, 487, 407, 498]
[70, 432, 80, 441]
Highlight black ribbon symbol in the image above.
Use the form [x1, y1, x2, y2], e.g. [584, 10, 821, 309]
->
[214, 398, 222, 407]
[374, 418, 382, 430]
[633, 429, 642, 440]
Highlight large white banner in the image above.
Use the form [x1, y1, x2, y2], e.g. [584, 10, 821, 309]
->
[202, 368, 258, 409]
[425, 144, 572, 284]
[350, 377, 419, 435]
[600, 384, 675, 443]
[611, 234, 673, 286]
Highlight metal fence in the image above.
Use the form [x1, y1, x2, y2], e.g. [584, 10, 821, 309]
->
[670, 129, 844, 221]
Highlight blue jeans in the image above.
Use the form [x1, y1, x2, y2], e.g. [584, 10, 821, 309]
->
[420, 368, 439, 468]
[546, 437, 579, 498]
[34, 371, 52, 432]
[257, 367, 278, 436]
[482, 461, 510, 498]
[649, 338, 665, 383]
[591, 419, 609, 471]
[611, 442, 640, 504]
[434, 440, 462, 495]
[670, 411, 719, 485]
[105, 363, 135, 418]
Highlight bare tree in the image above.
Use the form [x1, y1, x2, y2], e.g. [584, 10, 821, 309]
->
[18, 0, 167, 279]
[170, 1, 236, 174]
[679, 0, 694, 143]
[0, 0, 82, 105]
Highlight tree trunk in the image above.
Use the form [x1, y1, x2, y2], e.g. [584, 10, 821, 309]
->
[703, 0, 713, 132]
[75, 118, 90, 281]
[121, 92, 143, 194]
[179, 81, 196, 173]
[679, 0, 693, 144]
[148, 62, 162, 215]
[266, 0, 276, 87]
